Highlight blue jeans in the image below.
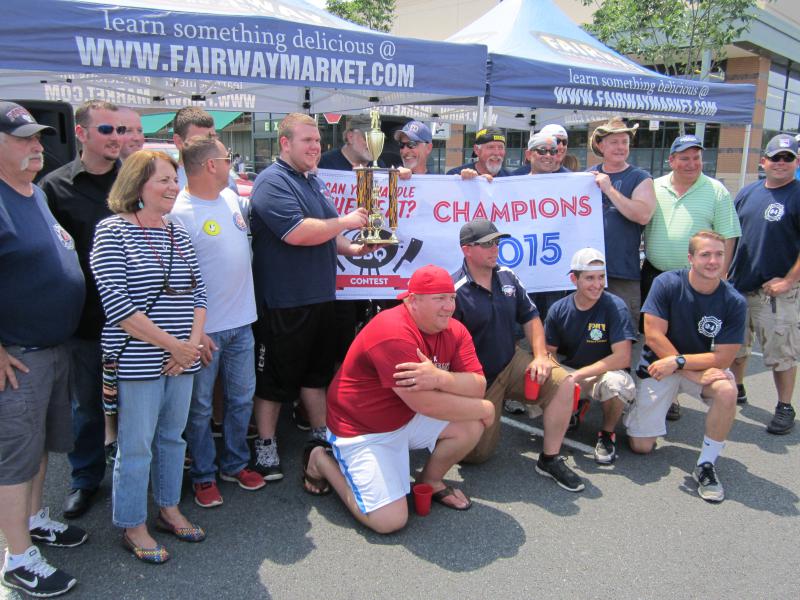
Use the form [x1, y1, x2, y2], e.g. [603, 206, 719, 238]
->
[185, 325, 255, 481]
[112, 375, 193, 528]
[66, 338, 106, 490]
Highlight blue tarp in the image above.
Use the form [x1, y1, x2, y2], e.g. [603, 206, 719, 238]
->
[447, 0, 756, 124]
[0, 0, 488, 112]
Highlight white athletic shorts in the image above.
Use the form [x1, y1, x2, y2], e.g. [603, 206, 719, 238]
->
[327, 413, 448, 514]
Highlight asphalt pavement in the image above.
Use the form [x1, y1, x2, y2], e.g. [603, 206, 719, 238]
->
[2, 353, 798, 600]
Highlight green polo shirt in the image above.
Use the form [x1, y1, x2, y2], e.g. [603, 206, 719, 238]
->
[645, 173, 741, 271]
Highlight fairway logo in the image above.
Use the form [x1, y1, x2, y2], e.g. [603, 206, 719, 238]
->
[698, 316, 722, 338]
[764, 203, 784, 222]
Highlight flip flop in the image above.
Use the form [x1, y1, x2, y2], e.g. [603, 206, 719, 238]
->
[431, 486, 472, 511]
[302, 439, 332, 496]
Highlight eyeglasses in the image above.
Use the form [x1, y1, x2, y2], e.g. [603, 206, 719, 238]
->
[95, 124, 127, 135]
[766, 153, 796, 163]
[555, 138, 568, 146]
[533, 148, 558, 156]
[208, 154, 233, 165]
[470, 239, 501, 248]
[398, 141, 420, 149]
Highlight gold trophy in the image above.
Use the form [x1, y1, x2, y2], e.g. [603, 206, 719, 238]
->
[354, 109, 399, 245]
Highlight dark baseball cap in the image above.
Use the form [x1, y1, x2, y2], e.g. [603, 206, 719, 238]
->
[669, 134, 704, 154]
[394, 120, 432, 144]
[459, 219, 510, 246]
[474, 127, 506, 145]
[0, 101, 54, 137]
[764, 134, 798, 158]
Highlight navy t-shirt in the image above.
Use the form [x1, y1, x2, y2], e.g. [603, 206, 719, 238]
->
[588, 164, 651, 280]
[452, 263, 537, 384]
[512, 164, 570, 175]
[0, 181, 85, 347]
[638, 269, 746, 368]
[250, 159, 339, 309]
[545, 291, 636, 369]
[447, 162, 511, 177]
[729, 180, 800, 293]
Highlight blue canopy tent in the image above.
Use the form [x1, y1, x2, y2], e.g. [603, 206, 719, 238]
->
[0, 0, 488, 113]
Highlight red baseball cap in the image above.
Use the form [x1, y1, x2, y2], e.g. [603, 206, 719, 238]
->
[397, 264, 455, 300]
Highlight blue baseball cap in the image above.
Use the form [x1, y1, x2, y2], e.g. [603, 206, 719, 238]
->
[670, 134, 704, 154]
[764, 134, 798, 158]
[394, 120, 432, 144]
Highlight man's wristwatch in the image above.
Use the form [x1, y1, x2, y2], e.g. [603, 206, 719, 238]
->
[675, 355, 686, 370]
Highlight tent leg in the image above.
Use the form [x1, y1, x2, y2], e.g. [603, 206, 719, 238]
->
[738, 123, 752, 191]
[477, 97, 484, 130]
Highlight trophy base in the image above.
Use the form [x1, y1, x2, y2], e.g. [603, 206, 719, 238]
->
[355, 235, 399, 246]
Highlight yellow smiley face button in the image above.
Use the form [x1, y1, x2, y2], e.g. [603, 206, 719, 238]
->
[202, 219, 221, 236]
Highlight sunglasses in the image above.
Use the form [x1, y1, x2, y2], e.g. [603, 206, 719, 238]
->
[533, 148, 558, 156]
[94, 124, 127, 135]
[555, 138, 567, 146]
[164, 271, 198, 296]
[766, 153, 796, 163]
[398, 141, 420, 149]
[470, 239, 501, 248]
[208, 154, 233, 164]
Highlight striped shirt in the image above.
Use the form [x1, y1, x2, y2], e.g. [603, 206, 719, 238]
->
[90, 215, 207, 380]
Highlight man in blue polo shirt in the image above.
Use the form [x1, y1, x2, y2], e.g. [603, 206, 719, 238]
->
[545, 248, 637, 465]
[447, 127, 511, 181]
[729, 134, 800, 434]
[625, 231, 745, 503]
[249, 113, 370, 481]
[452, 219, 583, 492]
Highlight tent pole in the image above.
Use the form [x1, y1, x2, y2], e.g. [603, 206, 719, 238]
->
[738, 123, 752, 191]
[477, 97, 484, 130]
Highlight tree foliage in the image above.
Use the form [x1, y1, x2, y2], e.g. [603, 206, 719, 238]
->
[326, 0, 396, 33]
[578, 0, 769, 77]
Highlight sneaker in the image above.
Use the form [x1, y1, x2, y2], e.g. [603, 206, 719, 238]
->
[253, 438, 283, 481]
[29, 508, 88, 548]
[193, 482, 223, 508]
[567, 398, 590, 432]
[220, 468, 266, 491]
[310, 426, 328, 443]
[693, 461, 725, 502]
[535, 455, 585, 492]
[104, 440, 117, 466]
[292, 401, 311, 431]
[736, 383, 747, 405]
[183, 452, 192, 471]
[503, 399, 526, 415]
[210, 419, 223, 438]
[2, 546, 77, 597]
[766, 403, 796, 435]
[666, 401, 681, 421]
[594, 431, 616, 465]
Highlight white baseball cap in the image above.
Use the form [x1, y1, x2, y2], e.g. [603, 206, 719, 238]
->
[539, 124, 568, 140]
[569, 248, 606, 272]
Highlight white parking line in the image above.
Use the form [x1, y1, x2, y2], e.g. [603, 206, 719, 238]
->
[500, 416, 595, 455]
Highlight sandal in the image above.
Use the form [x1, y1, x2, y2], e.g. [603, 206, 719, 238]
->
[431, 486, 472, 511]
[302, 439, 332, 496]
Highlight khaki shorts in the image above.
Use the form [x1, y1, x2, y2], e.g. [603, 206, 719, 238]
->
[493, 346, 569, 409]
[736, 286, 800, 371]
[565, 368, 636, 405]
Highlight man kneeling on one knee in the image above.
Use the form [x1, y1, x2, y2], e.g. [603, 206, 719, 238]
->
[302, 265, 494, 534]
[624, 231, 746, 503]
[544, 248, 637, 466]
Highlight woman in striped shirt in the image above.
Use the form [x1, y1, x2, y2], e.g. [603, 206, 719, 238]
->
[91, 151, 207, 564]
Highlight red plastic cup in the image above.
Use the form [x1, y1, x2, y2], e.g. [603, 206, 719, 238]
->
[572, 383, 581, 412]
[412, 483, 433, 516]
[524, 367, 540, 400]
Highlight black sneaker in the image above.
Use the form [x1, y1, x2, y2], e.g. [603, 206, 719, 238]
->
[292, 401, 311, 432]
[736, 383, 747, 405]
[767, 403, 796, 435]
[594, 431, 616, 465]
[104, 441, 117, 466]
[666, 401, 681, 421]
[2, 547, 77, 597]
[535, 455, 585, 492]
[29, 508, 88, 548]
[253, 437, 283, 481]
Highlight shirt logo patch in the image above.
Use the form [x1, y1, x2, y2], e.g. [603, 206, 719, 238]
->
[501, 284, 516, 297]
[202, 219, 221, 236]
[698, 316, 722, 338]
[587, 323, 606, 342]
[232, 211, 247, 231]
[52, 224, 74, 250]
[764, 203, 784, 222]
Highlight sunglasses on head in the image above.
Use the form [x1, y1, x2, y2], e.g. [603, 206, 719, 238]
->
[95, 124, 127, 135]
[207, 153, 233, 164]
[398, 141, 420, 149]
[766, 153, 796, 163]
[533, 148, 558, 156]
[470, 239, 501, 248]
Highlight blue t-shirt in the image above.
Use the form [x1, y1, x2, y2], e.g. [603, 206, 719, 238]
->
[250, 159, 339, 309]
[728, 180, 800, 294]
[588, 164, 651, 280]
[638, 269, 746, 369]
[512, 164, 570, 175]
[544, 291, 636, 369]
[0, 181, 85, 347]
[447, 162, 512, 177]
[452, 263, 537, 384]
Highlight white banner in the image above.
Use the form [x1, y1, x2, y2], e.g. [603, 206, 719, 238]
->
[318, 170, 605, 299]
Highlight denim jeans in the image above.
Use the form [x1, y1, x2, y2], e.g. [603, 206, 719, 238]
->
[185, 325, 255, 481]
[66, 338, 106, 490]
[112, 375, 193, 528]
